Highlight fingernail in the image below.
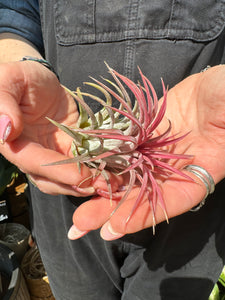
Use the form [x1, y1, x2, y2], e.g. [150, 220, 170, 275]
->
[0, 115, 12, 144]
[67, 225, 88, 240]
[72, 185, 95, 194]
[100, 221, 124, 241]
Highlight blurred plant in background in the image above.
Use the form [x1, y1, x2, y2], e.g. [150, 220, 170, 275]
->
[209, 267, 225, 300]
[0, 154, 18, 196]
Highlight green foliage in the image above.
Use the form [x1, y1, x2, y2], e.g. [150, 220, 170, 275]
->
[209, 267, 225, 300]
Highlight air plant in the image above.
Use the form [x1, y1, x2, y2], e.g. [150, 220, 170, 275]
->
[47, 65, 192, 230]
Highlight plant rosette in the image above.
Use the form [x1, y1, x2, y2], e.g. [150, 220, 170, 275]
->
[46, 65, 193, 230]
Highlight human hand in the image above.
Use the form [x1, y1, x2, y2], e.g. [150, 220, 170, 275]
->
[0, 61, 122, 196]
[68, 65, 225, 240]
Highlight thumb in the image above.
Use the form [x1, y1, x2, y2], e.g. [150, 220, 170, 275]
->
[0, 63, 25, 142]
[0, 99, 23, 144]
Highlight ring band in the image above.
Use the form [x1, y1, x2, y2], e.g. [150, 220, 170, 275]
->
[184, 164, 215, 212]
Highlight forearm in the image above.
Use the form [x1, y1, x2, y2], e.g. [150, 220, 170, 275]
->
[0, 33, 42, 63]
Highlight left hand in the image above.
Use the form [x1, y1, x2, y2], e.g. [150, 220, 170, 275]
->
[68, 65, 225, 240]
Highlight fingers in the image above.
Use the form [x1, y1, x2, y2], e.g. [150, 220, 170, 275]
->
[73, 197, 119, 230]
[68, 196, 119, 240]
[70, 171, 210, 241]
[106, 173, 208, 236]
[67, 225, 89, 240]
[90, 169, 124, 193]
[0, 63, 25, 141]
[26, 174, 95, 197]
[0, 137, 93, 187]
[0, 115, 12, 144]
[0, 100, 23, 143]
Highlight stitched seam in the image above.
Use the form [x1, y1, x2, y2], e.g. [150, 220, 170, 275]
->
[124, 0, 139, 80]
[168, 0, 176, 36]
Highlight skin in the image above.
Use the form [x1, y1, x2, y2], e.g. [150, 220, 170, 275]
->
[0, 34, 225, 240]
[0, 60, 123, 196]
[72, 65, 225, 240]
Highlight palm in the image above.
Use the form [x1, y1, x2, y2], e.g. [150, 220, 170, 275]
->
[0, 62, 92, 192]
[71, 65, 225, 239]
[18, 65, 78, 153]
[0, 61, 79, 149]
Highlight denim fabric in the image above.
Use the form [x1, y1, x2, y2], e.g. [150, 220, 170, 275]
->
[29, 180, 225, 300]
[53, 0, 225, 44]
[0, 0, 44, 55]
[36, 1, 225, 299]
[39, 0, 225, 110]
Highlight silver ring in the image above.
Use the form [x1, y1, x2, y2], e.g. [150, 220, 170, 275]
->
[184, 164, 215, 212]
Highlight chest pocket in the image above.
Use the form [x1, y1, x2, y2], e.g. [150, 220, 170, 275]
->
[54, 0, 225, 45]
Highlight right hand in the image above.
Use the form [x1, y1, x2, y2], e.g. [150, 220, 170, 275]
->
[0, 61, 122, 196]
[69, 65, 225, 240]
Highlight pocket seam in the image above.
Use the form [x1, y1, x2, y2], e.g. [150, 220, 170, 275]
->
[54, 1, 225, 45]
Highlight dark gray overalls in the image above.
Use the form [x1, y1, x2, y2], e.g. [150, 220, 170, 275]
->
[28, 1, 225, 299]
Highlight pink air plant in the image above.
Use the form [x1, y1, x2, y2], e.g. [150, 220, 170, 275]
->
[47, 65, 192, 231]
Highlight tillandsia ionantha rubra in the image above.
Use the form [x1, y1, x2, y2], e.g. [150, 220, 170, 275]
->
[46, 65, 192, 231]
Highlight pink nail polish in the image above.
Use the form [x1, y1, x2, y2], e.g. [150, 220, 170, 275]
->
[67, 225, 88, 240]
[0, 115, 12, 144]
[100, 222, 124, 241]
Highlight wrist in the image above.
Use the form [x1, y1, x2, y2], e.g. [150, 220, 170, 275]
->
[21, 56, 59, 80]
[0, 33, 42, 63]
